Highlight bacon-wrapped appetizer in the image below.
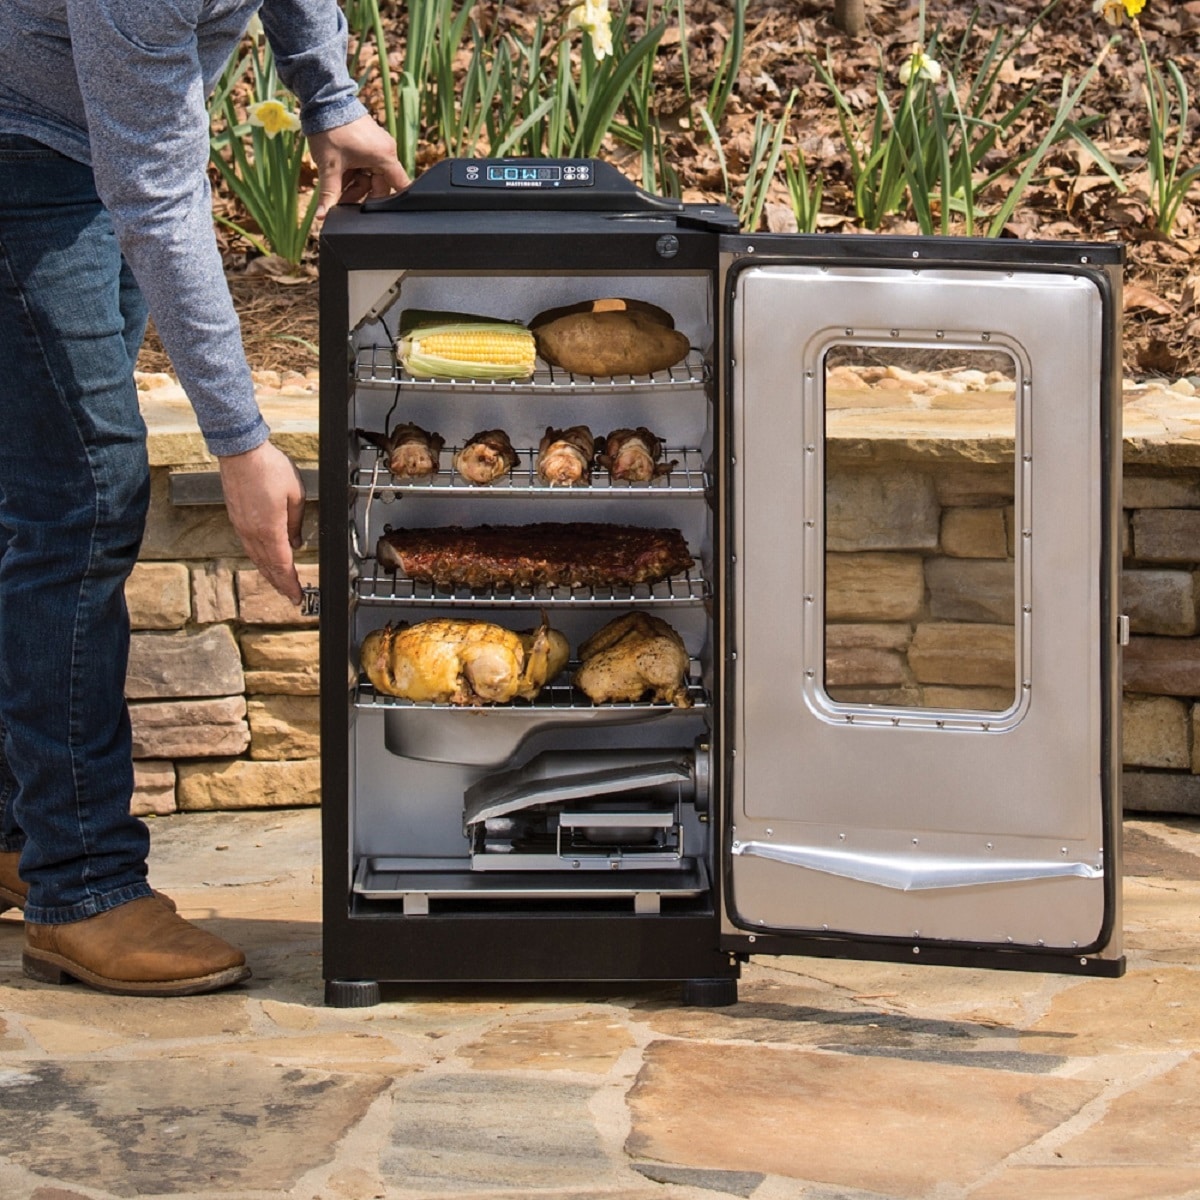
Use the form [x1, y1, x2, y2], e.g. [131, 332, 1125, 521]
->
[357, 422, 445, 480]
[596, 427, 677, 483]
[536, 425, 595, 487]
[453, 428, 520, 486]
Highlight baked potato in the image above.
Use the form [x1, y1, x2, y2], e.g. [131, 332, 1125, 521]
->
[531, 298, 690, 378]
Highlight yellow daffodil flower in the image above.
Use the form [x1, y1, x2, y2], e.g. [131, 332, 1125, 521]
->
[1094, 0, 1145, 26]
[898, 45, 943, 85]
[568, 0, 613, 61]
[248, 99, 301, 138]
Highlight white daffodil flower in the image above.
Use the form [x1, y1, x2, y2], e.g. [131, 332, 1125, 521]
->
[248, 99, 302, 138]
[569, 0, 614, 61]
[898, 45, 943, 85]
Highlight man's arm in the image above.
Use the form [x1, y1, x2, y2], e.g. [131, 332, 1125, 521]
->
[66, 0, 304, 598]
[257, 0, 365, 135]
[258, 0, 410, 212]
[67, 1, 404, 600]
[67, 1, 267, 456]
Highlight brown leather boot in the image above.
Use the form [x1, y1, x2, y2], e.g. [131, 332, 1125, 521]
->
[23, 897, 250, 997]
[0, 850, 176, 916]
[0, 851, 22, 912]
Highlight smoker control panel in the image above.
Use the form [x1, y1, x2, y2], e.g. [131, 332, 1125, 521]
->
[362, 156, 686, 213]
[451, 158, 594, 189]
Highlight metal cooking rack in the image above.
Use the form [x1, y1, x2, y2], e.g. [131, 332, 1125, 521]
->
[355, 567, 710, 608]
[354, 673, 708, 713]
[353, 346, 709, 392]
[353, 446, 709, 497]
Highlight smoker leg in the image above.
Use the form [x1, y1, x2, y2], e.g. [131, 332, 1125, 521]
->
[681, 977, 739, 1007]
[325, 979, 382, 1008]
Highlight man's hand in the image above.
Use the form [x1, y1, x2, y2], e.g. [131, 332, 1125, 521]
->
[218, 441, 306, 604]
[309, 115, 410, 219]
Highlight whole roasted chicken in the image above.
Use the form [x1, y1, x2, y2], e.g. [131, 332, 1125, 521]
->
[596, 427, 677, 482]
[537, 425, 594, 486]
[360, 616, 569, 706]
[358, 422, 445, 479]
[454, 428, 520, 485]
[574, 612, 692, 707]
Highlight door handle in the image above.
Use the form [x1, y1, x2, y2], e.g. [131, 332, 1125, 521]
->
[731, 841, 1102, 891]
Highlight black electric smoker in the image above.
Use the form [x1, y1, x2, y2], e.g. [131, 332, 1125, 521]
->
[316, 159, 1124, 1007]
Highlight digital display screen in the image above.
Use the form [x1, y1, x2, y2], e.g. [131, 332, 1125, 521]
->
[452, 160, 593, 190]
[486, 165, 562, 182]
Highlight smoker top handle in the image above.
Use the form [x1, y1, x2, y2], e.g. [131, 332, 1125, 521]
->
[361, 157, 685, 214]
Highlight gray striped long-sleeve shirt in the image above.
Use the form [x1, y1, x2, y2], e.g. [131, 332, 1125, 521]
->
[0, 0, 365, 455]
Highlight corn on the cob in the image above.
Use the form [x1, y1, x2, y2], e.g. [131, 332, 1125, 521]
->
[396, 311, 536, 380]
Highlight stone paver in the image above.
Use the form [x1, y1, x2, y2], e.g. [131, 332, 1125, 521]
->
[0, 810, 1198, 1200]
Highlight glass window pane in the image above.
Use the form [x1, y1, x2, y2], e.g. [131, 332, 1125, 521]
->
[823, 344, 1018, 713]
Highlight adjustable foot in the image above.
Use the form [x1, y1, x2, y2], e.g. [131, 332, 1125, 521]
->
[681, 977, 738, 1007]
[325, 979, 382, 1008]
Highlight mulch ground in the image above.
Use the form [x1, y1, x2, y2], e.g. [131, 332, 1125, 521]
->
[137, 0, 1200, 382]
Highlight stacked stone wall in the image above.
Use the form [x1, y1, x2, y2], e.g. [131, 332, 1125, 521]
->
[1120, 468, 1200, 813]
[823, 460, 1020, 713]
[822, 457, 1200, 812]
[124, 545, 320, 816]
[125, 373, 1200, 815]
[125, 376, 322, 816]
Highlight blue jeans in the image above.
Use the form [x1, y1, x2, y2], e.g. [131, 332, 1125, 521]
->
[0, 135, 155, 923]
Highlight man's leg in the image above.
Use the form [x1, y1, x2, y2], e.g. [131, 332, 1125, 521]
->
[0, 136, 152, 919]
[0, 135, 247, 994]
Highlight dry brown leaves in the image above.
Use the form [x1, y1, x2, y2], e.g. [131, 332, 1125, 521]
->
[173, 0, 1200, 382]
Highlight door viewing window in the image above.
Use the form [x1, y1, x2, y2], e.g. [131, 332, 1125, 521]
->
[821, 343, 1021, 715]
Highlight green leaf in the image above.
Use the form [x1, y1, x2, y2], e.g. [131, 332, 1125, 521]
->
[986, 44, 1114, 239]
[708, 0, 746, 125]
[696, 105, 731, 202]
[574, 19, 667, 157]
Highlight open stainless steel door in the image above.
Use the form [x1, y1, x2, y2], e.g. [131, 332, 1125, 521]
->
[720, 236, 1124, 976]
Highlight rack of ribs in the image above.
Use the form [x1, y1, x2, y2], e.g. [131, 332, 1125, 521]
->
[375, 522, 695, 590]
